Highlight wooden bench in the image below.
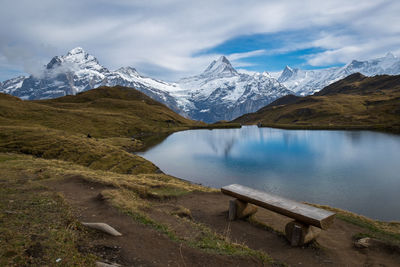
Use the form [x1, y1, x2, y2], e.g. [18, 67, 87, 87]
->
[221, 184, 336, 246]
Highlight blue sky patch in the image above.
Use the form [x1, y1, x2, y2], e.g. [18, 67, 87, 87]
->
[197, 31, 344, 72]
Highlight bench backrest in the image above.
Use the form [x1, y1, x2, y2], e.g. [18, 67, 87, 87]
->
[221, 184, 335, 229]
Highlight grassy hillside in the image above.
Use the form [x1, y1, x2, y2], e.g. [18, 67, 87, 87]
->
[0, 86, 206, 174]
[234, 73, 400, 132]
[0, 86, 202, 138]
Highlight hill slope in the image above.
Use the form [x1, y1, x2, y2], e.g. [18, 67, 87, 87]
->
[0, 86, 202, 173]
[0, 85, 200, 137]
[234, 73, 400, 132]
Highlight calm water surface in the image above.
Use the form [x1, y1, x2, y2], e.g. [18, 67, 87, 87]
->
[138, 126, 400, 221]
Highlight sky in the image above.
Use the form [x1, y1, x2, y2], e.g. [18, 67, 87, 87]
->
[1, 0, 400, 82]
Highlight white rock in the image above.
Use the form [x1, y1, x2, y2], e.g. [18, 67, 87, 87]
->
[354, 237, 371, 248]
[96, 261, 121, 267]
[81, 222, 122, 236]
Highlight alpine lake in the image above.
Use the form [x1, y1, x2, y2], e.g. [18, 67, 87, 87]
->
[138, 126, 400, 221]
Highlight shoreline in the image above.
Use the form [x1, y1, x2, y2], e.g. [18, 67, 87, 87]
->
[250, 123, 400, 135]
[136, 125, 400, 223]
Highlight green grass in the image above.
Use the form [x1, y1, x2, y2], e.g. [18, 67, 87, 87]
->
[0, 87, 278, 265]
[147, 186, 191, 199]
[0, 126, 158, 174]
[0, 153, 214, 265]
[186, 219, 279, 264]
[0, 161, 97, 266]
[337, 214, 400, 245]
[0, 86, 203, 138]
[308, 203, 400, 245]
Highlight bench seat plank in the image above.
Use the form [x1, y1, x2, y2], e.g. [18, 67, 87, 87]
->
[221, 184, 335, 229]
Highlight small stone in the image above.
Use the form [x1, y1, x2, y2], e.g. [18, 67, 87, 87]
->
[354, 237, 371, 248]
[96, 262, 121, 267]
[81, 222, 122, 236]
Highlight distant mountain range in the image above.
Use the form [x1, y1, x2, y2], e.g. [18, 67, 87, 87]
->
[234, 73, 400, 133]
[0, 48, 185, 115]
[176, 56, 290, 122]
[277, 52, 400, 96]
[1, 48, 400, 122]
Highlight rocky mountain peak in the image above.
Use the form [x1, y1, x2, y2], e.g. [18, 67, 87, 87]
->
[48, 47, 107, 73]
[67, 47, 85, 55]
[217, 55, 231, 64]
[201, 56, 238, 77]
[46, 56, 63, 69]
[116, 66, 140, 76]
[283, 65, 293, 72]
[63, 47, 97, 64]
[385, 52, 395, 59]
[278, 65, 296, 83]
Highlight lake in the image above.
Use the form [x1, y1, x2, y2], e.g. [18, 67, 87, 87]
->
[138, 126, 400, 221]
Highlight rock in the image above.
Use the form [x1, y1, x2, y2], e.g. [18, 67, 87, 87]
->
[354, 237, 371, 248]
[96, 261, 121, 267]
[81, 222, 122, 236]
[285, 220, 321, 246]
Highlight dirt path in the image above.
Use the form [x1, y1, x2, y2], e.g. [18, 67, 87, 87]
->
[48, 177, 265, 266]
[48, 176, 400, 266]
[171, 192, 400, 267]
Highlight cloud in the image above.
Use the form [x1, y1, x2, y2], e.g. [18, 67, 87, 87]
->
[228, 50, 267, 61]
[0, 0, 399, 81]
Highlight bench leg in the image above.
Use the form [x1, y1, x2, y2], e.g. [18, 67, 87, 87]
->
[285, 220, 321, 246]
[228, 199, 257, 221]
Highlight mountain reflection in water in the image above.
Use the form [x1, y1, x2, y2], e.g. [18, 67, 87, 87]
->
[139, 126, 400, 221]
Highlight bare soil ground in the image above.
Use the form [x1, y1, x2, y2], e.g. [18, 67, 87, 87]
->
[50, 177, 400, 266]
[173, 192, 400, 266]
[49, 177, 266, 266]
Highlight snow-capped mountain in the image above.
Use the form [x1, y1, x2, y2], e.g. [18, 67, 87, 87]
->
[0, 49, 291, 122]
[178, 56, 291, 122]
[278, 52, 400, 96]
[0, 47, 184, 114]
[6, 48, 398, 123]
[0, 76, 26, 95]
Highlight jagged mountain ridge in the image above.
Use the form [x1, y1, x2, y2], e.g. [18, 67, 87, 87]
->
[3, 48, 399, 122]
[177, 56, 292, 122]
[1, 47, 185, 115]
[0, 48, 291, 122]
[0, 76, 25, 95]
[277, 52, 400, 96]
